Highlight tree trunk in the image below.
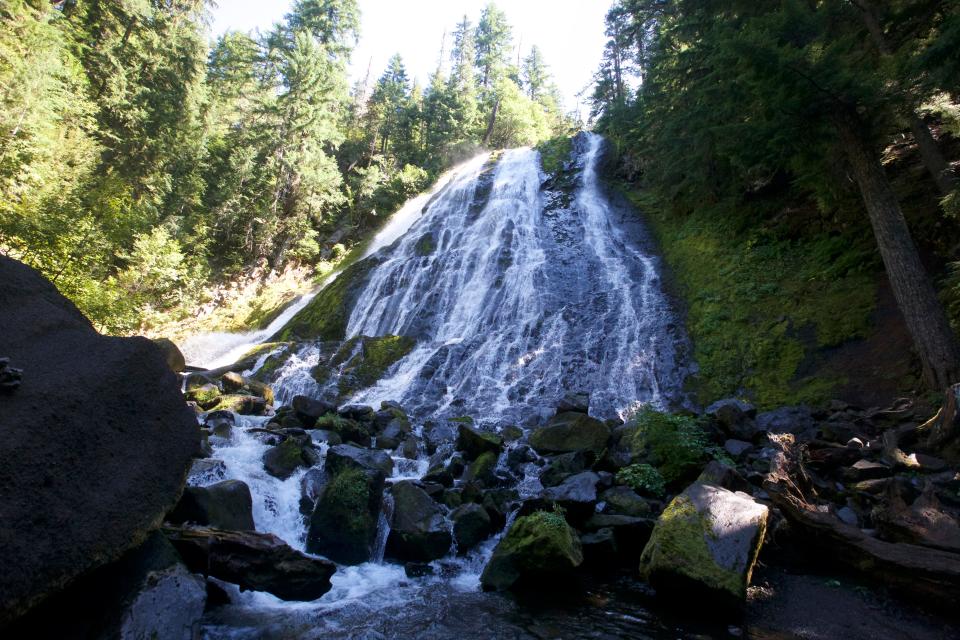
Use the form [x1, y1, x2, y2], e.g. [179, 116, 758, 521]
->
[482, 97, 500, 147]
[835, 109, 960, 389]
[853, 0, 958, 196]
[910, 115, 959, 196]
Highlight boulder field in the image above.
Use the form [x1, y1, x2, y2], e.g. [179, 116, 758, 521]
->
[0, 256, 199, 625]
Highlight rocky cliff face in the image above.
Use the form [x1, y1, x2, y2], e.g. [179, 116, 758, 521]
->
[0, 256, 199, 625]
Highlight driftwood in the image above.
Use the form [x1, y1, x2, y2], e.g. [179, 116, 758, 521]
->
[763, 435, 960, 610]
[882, 384, 960, 468]
[163, 525, 335, 601]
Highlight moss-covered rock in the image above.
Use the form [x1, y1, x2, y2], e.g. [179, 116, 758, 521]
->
[414, 232, 436, 256]
[208, 394, 267, 416]
[306, 468, 385, 565]
[463, 451, 499, 485]
[480, 510, 583, 591]
[456, 423, 503, 461]
[262, 437, 317, 480]
[638, 482, 768, 606]
[314, 413, 372, 446]
[271, 257, 380, 342]
[334, 335, 416, 397]
[185, 383, 220, 409]
[529, 412, 610, 455]
[221, 371, 274, 404]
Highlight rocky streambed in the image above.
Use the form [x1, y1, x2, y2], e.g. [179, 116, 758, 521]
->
[164, 357, 960, 638]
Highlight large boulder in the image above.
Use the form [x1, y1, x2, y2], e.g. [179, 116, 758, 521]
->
[325, 443, 394, 477]
[480, 510, 583, 591]
[262, 436, 319, 480]
[456, 423, 503, 461]
[165, 526, 335, 601]
[152, 338, 187, 373]
[384, 481, 452, 562]
[451, 503, 493, 553]
[705, 398, 757, 441]
[306, 468, 385, 565]
[4, 531, 205, 640]
[167, 480, 255, 531]
[639, 482, 768, 606]
[0, 256, 198, 625]
[529, 412, 610, 455]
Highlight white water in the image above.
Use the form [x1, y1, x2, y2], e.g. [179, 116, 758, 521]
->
[181, 152, 491, 370]
[272, 132, 688, 423]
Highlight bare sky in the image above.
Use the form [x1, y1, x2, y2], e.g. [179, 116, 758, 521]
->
[209, 0, 610, 113]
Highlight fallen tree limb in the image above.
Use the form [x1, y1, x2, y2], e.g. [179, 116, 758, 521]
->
[163, 526, 335, 601]
[763, 435, 960, 611]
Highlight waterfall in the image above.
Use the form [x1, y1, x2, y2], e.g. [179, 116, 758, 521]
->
[274, 132, 689, 424]
[192, 134, 692, 638]
[180, 151, 492, 370]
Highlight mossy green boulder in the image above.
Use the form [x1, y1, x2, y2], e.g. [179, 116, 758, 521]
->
[262, 437, 317, 480]
[306, 468, 385, 565]
[529, 412, 610, 455]
[186, 383, 220, 409]
[455, 423, 503, 461]
[639, 482, 768, 606]
[480, 510, 583, 591]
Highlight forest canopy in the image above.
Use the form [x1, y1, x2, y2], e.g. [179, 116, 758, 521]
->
[0, 0, 570, 334]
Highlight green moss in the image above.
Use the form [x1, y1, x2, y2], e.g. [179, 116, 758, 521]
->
[271, 258, 378, 342]
[314, 413, 371, 443]
[619, 187, 877, 408]
[501, 511, 577, 556]
[536, 134, 574, 177]
[464, 451, 498, 484]
[327, 468, 375, 537]
[639, 494, 744, 599]
[336, 334, 416, 396]
[186, 384, 220, 407]
[448, 416, 474, 425]
[414, 233, 436, 256]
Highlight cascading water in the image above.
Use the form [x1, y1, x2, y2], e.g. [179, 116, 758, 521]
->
[194, 133, 693, 639]
[180, 151, 492, 370]
[272, 132, 689, 424]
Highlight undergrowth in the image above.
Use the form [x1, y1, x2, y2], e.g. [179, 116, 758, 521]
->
[621, 188, 878, 408]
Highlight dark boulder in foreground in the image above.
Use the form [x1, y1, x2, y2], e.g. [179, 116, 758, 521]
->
[167, 480, 255, 531]
[0, 256, 199, 625]
[164, 526, 335, 601]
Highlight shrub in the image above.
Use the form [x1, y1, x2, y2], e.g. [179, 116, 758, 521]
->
[629, 407, 708, 484]
[615, 463, 666, 497]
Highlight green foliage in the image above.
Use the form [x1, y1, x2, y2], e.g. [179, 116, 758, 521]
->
[623, 188, 877, 407]
[629, 407, 707, 484]
[615, 463, 665, 498]
[0, 0, 570, 336]
[536, 135, 573, 177]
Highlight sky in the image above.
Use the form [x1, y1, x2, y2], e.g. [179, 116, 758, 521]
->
[209, 1, 610, 114]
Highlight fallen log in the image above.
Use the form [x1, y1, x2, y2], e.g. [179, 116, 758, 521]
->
[763, 435, 960, 611]
[163, 526, 335, 601]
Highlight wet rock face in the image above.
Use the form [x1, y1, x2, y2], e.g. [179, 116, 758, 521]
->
[639, 482, 768, 607]
[529, 412, 610, 455]
[0, 256, 199, 625]
[385, 481, 453, 562]
[167, 480, 255, 531]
